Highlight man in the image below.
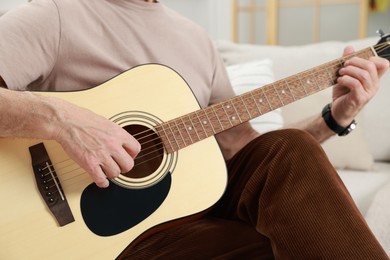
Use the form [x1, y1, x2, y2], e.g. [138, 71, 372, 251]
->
[0, 0, 389, 258]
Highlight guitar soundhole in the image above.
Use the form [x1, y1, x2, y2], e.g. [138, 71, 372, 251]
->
[123, 124, 164, 179]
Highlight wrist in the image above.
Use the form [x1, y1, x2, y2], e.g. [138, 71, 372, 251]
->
[322, 103, 357, 136]
[26, 93, 64, 140]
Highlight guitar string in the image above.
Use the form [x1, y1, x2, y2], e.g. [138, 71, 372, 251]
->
[125, 42, 389, 144]
[46, 57, 390, 188]
[115, 45, 383, 150]
[83, 43, 388, 148]
[48, 43, 388, 181]
[51, 43, 388, 169]
[43, 43, 390, 185]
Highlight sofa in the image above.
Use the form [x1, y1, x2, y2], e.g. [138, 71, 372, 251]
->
[216, 37, 390, 254]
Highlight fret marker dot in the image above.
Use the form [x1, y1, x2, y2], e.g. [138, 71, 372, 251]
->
[203, 121, 207, 125]
[188, 127, 192, 131]
[259, 99, 263, 103]
[226, 105, 231, 109]
[281, 90, 286, 94]
[307, 80, 311, 84]
[232, 116, 236, 120]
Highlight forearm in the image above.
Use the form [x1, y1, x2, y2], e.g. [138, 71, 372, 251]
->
[0, 85, 59, 139]
[216, 122, 260, 160]
[285, 113, 335, 144]
[0, 77, 141, 188]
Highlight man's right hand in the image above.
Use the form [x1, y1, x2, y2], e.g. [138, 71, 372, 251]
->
[0, 77, 140, 188]
[52, 97, 141, 188]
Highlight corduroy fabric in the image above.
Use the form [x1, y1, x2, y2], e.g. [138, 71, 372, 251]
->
[122, 129, 388, 259]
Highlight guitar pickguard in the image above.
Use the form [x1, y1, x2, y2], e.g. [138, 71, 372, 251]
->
[80, 173, 171, 237]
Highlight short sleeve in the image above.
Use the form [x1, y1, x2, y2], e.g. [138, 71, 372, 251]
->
[209, 49, 236, 105]
[0, 0, 60, 90]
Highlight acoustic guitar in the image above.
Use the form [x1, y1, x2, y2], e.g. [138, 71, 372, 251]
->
[0, 35, 389, 259]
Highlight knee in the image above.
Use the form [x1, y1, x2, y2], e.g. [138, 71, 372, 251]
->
[263, 128, 322, 153]
[258, 129, 332, 171]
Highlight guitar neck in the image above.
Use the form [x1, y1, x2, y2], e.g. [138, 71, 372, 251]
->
[157, 46, 376, 153]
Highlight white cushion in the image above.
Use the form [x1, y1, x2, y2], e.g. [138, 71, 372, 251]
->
[365, 179, 390, 255]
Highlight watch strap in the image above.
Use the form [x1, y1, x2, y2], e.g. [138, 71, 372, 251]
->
[321, 103, 357, 136]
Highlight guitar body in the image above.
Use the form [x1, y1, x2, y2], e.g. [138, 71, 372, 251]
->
[0, 64, 227, 259]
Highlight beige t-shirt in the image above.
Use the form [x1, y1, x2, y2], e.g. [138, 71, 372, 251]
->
[0, 0, 235, 108]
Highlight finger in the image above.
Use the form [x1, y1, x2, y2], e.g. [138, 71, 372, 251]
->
[344, 57, 377, 74]
[336, 75, 369, 105]
[112, 150, 135, 173]
[339, 65, 377, 94]
[100, 156, 122, 179]
[343, 56, 380, 88]
[370, 56, 390, 78]
[91, 165, 110, 188]
[123, 136, 141, 158]
[343, 55, 388, 80]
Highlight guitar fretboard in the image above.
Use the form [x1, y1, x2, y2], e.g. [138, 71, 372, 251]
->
[157, 47, 375, 153]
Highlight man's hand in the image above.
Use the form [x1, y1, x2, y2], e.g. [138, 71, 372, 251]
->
[52, 98, 141, 188]
[1, 77, 140, 189]
[331, 46, 390, 127]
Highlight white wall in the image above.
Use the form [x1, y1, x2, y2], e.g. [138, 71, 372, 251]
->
[163, 0, 231, 41]
[368, 9, 390, 37]
[2, 0, 389, 44]
[164, 1, 390, 44]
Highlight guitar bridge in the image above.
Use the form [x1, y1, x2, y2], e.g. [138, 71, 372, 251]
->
[29, 143, 74, 226]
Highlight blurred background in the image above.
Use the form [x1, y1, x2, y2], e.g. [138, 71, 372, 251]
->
[1, 0, 389, 45]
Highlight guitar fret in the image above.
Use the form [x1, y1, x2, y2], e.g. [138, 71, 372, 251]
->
[300, 71, 318, 95]
[266, 85, 283, 109]
[243, 92, 260, 118]
[250, 91, 262, 115]
[221, 102, 234, 126]
[191, 112, 208, 140]
[211, 105, 224, 132]
[274, 81, 294, 105]
[167, 122, 181, 150]
[187, 114, 201, 142]
[180, 117, 193, 144]
[272, 84, 285, 106]
[239, 95, 252, 120]
[284, 79, 296, 101]
[254, 89, 271, 114]
[314, 66, 331, 89]
[213, 103, 229, 130]
[261, 88, 273, 110]
[173, 120, 187, 147]
[229, 100, 242, 123]
[309, 69, 321, 90]
[194, 111, 208, 138]
[325, 63, 336, 83]
[159, 124, 175, 153]
[203, 108, 216, 134]
[296, 75, 308, 96]
[287, 76, 306, 100]
[198, 109, 215, 136]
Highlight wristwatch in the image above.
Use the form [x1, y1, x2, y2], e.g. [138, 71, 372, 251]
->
[322, 103, 357, 136]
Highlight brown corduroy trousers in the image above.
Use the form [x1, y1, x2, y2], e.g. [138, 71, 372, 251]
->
[123, 129, 389, 259]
